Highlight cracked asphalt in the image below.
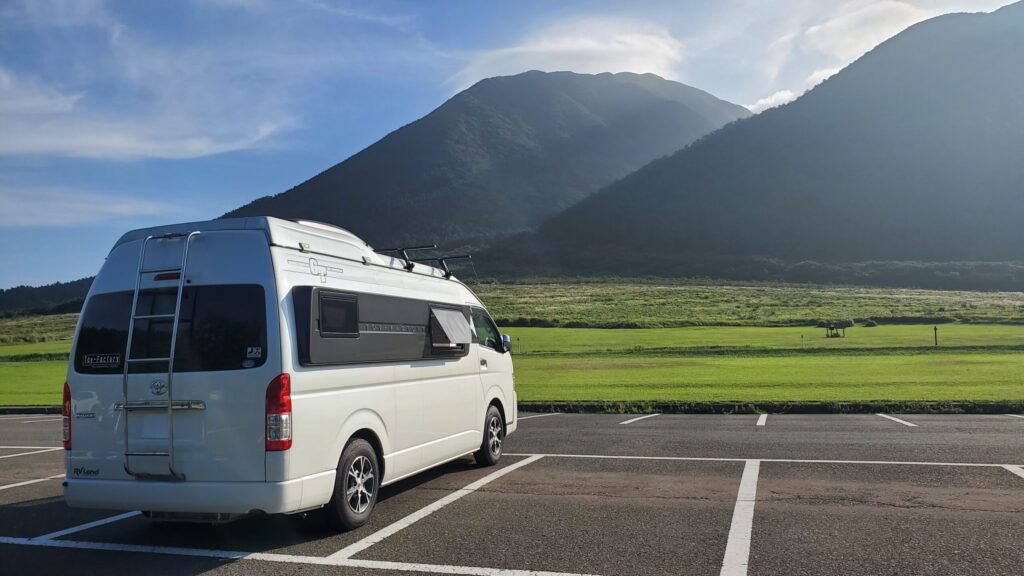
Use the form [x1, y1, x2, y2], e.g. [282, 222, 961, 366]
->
[1, 413, 1022, 575]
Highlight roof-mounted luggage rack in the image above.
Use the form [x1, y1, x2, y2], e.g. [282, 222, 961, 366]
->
[374, 244, 437, 271]
[411, 255, 471, 279]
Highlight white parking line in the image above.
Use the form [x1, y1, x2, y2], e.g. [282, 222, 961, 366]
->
[0, 474, 65, 492]
[0, 445, 62, 449]
[34, 511, 141, 541]
[328, 454, 544, 560]
[0, 535, 599, 576]
[619, 414, 660, 425]
[0, 447, 63, 459]
[519, 413, 562, 420]
[20, 418, 62, 424]
[876, 413, 918, 427]
[505, 452, 1020, 468]
[1003, 465, 1024, 480]
[756, 414, 767, 427]
[719, 460, 760, 576]
[1006, 414, 1024, 419]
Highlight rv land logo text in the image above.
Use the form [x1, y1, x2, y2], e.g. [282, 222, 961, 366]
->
[73, 467, 99, 477]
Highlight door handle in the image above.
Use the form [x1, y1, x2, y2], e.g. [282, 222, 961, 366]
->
[480, 359, 488, 368]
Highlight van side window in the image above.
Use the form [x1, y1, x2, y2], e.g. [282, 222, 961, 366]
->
[429, 307, 472, 354]
[471, 308, 501, 352]
[319, 292, 358, 337]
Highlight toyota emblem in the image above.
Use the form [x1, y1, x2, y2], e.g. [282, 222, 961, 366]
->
[150, 380, 167, 396]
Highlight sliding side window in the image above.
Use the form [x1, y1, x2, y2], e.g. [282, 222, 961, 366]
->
[429, 306, 471, 354]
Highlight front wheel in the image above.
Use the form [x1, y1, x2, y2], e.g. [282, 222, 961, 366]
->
[474, 405, 504, 466]
[325, 438, 379, 531]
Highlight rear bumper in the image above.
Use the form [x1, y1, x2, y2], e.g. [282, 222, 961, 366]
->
[64, 471, 335, 515]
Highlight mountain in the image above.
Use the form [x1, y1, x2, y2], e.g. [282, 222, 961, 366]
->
[0, 277, 92, 316]
[529, 3, 1024, 275]
[224, 71, 750, 248]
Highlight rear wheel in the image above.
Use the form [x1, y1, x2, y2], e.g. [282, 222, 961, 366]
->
[474, 405, 504, 466]
[325, 438, 379, 531]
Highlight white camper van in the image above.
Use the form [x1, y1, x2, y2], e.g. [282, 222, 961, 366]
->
[63, 217, 516, 529]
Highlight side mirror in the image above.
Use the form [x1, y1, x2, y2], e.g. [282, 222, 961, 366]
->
[501, 333, 512, 353]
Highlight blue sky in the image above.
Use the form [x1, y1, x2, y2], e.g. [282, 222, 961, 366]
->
[0, 0, 1011, 288]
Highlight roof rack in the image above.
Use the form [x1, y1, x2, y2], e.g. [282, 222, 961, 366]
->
[411, 255, 471, 279]
[374, 244, 437, 271]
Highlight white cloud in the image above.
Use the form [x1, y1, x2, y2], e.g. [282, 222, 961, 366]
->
[450, 18, 684, 90]
[0, 187, 170, 227]
[745, 89, 796, 113]
[0, 0, 424, 160]
[0, 67, 82, 114]
[802, 0, 935, 62]
[805, 67, 842, 86]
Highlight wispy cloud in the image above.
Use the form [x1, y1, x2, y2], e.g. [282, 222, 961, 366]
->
[0, 0, 422, 160]
[0, 186, 170, 227]
[450, 18, 684, 90]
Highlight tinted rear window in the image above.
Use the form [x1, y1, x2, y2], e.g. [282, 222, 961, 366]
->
[74, 285, 267, 374]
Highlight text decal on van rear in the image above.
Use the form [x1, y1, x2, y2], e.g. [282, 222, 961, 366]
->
[73, 467, 100, 477]
[82, 353, 121, 369]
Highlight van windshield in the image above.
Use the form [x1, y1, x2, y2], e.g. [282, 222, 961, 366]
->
[74, 285, 267, 374]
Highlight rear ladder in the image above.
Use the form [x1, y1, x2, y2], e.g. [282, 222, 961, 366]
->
[122, 231, 200, 481]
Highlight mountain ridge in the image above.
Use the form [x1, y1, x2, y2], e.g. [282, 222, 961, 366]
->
[527, 3, 1024, 271]
[224, 70, 750, 248]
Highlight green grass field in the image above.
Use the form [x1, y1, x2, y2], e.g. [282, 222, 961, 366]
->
[504, 324, 1024, 354]
[473, 280, 1024, 327]
[0, 340, 72, 358]
[512, 351, 1024, 402]
[0, 313, 77, 345]
[1, 280, 1023, 405]
[0, 362, 65, 405]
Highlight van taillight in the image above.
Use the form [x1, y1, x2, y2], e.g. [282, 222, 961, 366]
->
[62, 381, 71, 450]
[266, 374, 292, 451]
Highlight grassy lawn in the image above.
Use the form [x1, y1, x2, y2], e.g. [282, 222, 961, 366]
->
[2, 279, 1023, 406]
[0, 340, 72, 358]
[0, 361, 65, 405]
[513, 351, 1024, 402]
[0, 313, 78, 344]
[475, 280, 1024, 327]
[503, 324, 1024, 354]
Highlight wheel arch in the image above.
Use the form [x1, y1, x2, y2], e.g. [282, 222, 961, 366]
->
[334, 409, 390, 482]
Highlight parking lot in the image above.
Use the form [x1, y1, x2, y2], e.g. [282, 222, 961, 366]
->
[1, 412, 1022, 575]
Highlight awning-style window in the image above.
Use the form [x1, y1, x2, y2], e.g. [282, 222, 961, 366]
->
[430, 307, 471, 347]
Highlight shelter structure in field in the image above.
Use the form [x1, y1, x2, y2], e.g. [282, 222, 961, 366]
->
[819, 320, 853, 338]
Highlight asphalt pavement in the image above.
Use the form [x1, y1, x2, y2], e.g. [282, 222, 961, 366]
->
[1, 412, 1021, 575]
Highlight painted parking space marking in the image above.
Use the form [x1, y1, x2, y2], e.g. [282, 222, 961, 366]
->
[20, 418, 62, 424]
[0, 445, 62, 449]
[756, 414, 767, 427]
[1002, 465, 1024, 480]
[0, 535, 599, 576]
[0, 447, 63, 459]
[0, 474, 65, 492]
[328, 454, 544, 560]
[506, 453, 1019, 468]
[618, 414, 660, 425]
[1006, 414, 1024, 419]
[876, 414, 917, 427]
[34, 511, 142, 542]
[719, 460, 760, 576]
[518, 413, 562, 420]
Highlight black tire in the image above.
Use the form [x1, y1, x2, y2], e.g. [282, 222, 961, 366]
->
[474, 405, 504, 466]
[324, 438, 379, 531]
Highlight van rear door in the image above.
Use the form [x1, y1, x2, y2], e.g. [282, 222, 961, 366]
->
[68, 231, 279, 483]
